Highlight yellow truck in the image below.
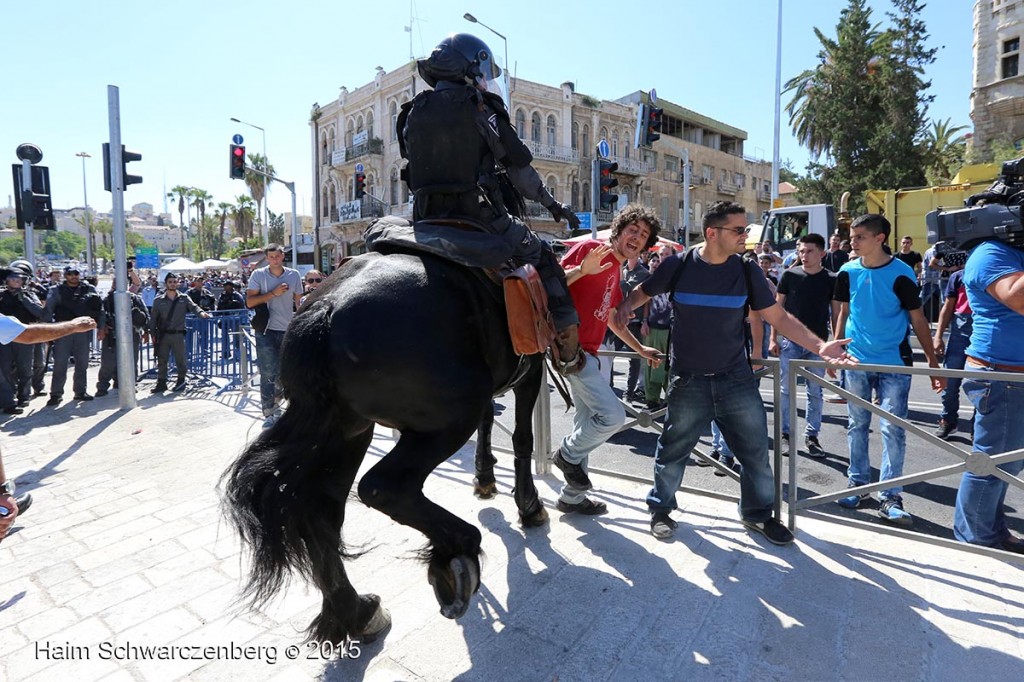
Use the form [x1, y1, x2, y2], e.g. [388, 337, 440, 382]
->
[864, 163, 1000, 247]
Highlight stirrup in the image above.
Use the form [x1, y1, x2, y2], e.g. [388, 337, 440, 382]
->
[549, 346, 586, 376]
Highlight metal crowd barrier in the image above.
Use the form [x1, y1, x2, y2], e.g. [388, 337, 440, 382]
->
[786, 358, 1024, 563]
[137, 310, 256, 388]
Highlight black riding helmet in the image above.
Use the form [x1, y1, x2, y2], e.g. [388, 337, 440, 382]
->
[417, 33, 501, 88]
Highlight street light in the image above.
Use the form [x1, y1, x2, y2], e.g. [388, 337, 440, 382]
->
[463, 12, 511, 107]
[230, 117, 269, 244]
[75, 151, 94, 273]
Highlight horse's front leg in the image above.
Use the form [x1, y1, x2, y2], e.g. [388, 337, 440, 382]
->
[473, 400, 499, 499]
[511, 356, 547, 528]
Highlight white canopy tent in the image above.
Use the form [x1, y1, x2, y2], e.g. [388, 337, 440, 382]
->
[157, 257, 204, 281]
[197, 258, 229, 269]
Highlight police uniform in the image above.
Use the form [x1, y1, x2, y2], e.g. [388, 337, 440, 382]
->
[0, 270, 47, 403]
[398, 36, 580, 333]
[44, 274, 104, 400]
[96, 290, 150, 395]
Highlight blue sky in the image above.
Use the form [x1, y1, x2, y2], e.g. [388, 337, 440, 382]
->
[1, 0, 970, 218]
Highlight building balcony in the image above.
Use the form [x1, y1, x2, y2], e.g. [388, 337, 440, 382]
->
[717, 181, 740, 195]
[612, 157, 652, 176]
[524, 140, 580, 164]
[756, 189, 772, 202]
[328, 138, 384, 167]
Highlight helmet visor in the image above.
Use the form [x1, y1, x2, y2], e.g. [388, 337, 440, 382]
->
[474, 49, 509, 108]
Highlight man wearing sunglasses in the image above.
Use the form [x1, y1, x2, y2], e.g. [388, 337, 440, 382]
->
[300, 270, 324, 307]
[616, 201, 855, 545]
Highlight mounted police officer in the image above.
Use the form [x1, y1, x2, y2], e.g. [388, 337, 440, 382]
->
[398, 33, 584, 372]
[44, 266, 104, 405]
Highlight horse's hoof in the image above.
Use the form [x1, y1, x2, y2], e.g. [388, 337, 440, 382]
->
[473, 477, 498, 499]
[519, 504, 549, 528]
[428, 555, 480, 619]
[356, 594, 392, 644]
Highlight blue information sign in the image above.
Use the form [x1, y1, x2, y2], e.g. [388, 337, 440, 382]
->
[597, 139, 610, 159]
[354, 163, 365, 173]
[232, 134, 244, 145]
[575, 212, 592, 232]
[134, 246, 160, 269]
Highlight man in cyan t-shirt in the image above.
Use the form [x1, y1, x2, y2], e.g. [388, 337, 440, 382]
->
[953, 238, 1024, 554]
[833, 214, 944, 527]
[551, 205, 663, 517]
[616, 201, 854, 545]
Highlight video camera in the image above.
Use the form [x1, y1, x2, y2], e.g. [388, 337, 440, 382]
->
[926, 156, 1024, 256]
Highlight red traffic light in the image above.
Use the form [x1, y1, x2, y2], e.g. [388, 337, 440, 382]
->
[233, 146, 245, 157]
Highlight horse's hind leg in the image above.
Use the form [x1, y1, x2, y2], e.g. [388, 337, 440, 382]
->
[474, 401, 499, 499]
[300, 425, 391, 645]
[511, 355, 548, 528]
[358, 421, 484, 619]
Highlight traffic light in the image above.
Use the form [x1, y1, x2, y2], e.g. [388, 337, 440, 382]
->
[645, 106, 663, 146]
[102, 143, 143, 191]
[599, 160, 619, 211]
[355, 172, 366, 199]
[229, 144, 246, 180]
[11, 164, 55, 230]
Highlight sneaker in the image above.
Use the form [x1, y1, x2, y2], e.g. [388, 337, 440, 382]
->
[551, 449, 593, 491]
[824, 394, 847, 404]
[3, 406, 24, 415]
[878, 497, 914, 526]
[837, 480, 869, 509]
[262, 413, 279, 429]
[934, 420, 957, 440]
[556, 497, 607, 515]
[650, 512, 677, 539]
[999, 534, 1024, 555]
[780, 433, 791, 456]
[45, 396, 62, 406]
[150, 384, 168, 394]
[95, 389, 109, 397]
[804, 436, 826, 458]
[695, 450, 718, 467]
[742, 517, 795, 545]
[73, 394, 94, 401]
[714, 458, 738, 477]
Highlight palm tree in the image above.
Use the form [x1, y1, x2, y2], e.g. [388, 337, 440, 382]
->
[244, 153, 275, 237]
[215, 201, 233, 258]
[190, 188, 213, 259]
[168, 185, 190, 256]
[233, 195, 257, 241]
[921, 118, 968, 185]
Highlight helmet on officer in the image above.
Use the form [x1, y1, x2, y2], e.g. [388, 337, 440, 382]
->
[417, 33, 507, 104]
[8, 259, 33, 279]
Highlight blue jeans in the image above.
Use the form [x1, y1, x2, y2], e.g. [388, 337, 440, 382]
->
[845, 370, 911, 499]
[647, 369, 775, 522]
[953, 369, 1024, 546]
[254, 329, 286, 416]
[710, 421, 733, 459]
[560, 353, 626, 504]
[940, 320, 970, 424]
[778, 337, 825, 437]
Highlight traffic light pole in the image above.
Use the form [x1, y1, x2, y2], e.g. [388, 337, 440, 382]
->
[107, 84, 138, 410]
[245, 165, 299, 270]
[20, 161, 36, 268]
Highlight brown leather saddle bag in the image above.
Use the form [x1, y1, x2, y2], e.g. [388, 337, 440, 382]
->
[503, 264, 555, 356]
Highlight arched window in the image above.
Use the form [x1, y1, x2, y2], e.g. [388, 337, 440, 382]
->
[390, 102, 398, 142]
[329, 184, 337, 212]
[329, 129, 336, 154]
[515, 109, 526, 139]
[367, 173, 376, 200]
[356, 115, 364, 135]
[321, 186, 329, 217]
[390, 168, 399, 206]
[582, 125, 590, 156]
[571, 181, 579, 208]
[582, 182, 590, 211]
[571, 122, 579, 150]
[621, 186, 630, 204]
[612, 132, 619, 158]
[546, 175, 558, 202]
[346, 120, 355, 147]
[367, 111, 375, 140]
[531, 113, 541, 143]
[321, 133, 328, 165]
[402, 176, 410, 203]
[546, 115, 557, 146]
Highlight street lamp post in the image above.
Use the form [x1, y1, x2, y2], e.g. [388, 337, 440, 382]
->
[75, 152, 94, 273]
[230, 117, 269, 244]
[463, 12, 510, 107]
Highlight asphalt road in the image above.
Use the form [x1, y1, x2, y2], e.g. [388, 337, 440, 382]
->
[490, 351, 1024, 543]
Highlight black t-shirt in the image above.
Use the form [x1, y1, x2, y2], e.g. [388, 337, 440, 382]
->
[895, 250, 922, 271]
[777, 266, 836, 340]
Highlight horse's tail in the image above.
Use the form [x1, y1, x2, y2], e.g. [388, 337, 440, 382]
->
[222, 300, 373, 631]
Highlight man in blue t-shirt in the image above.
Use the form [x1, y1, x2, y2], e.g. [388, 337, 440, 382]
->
[931, 259, 971, 440]
[615, 201, 854, 545]
[833, 214, 945, 527]
[953, 238, 1024, 554]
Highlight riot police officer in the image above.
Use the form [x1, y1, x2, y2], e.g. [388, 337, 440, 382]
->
[399, 33, 583, 372]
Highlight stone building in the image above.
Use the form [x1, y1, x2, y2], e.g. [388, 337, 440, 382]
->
[309, 61, 773, 268]
[971, 0, 1024, 154]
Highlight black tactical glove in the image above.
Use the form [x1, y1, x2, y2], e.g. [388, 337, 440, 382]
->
[547, 202, 581, 230]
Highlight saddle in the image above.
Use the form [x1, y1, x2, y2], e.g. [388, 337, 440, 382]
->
[364, 216, 555, 356]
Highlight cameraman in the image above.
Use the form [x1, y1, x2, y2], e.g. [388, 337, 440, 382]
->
[952, 227, 1024, 554]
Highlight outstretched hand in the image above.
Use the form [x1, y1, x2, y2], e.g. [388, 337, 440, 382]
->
[819, 338, 858, 366]
[581, 244, 615, 276]
[548, 202, 580, 230]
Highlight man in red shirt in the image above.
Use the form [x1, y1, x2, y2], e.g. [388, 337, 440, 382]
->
[551, 205, 663, 514]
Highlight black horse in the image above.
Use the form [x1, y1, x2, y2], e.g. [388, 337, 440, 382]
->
[223, 249, 549, 645]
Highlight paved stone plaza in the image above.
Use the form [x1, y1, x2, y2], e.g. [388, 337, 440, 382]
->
[1, 374, 1022, 681]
